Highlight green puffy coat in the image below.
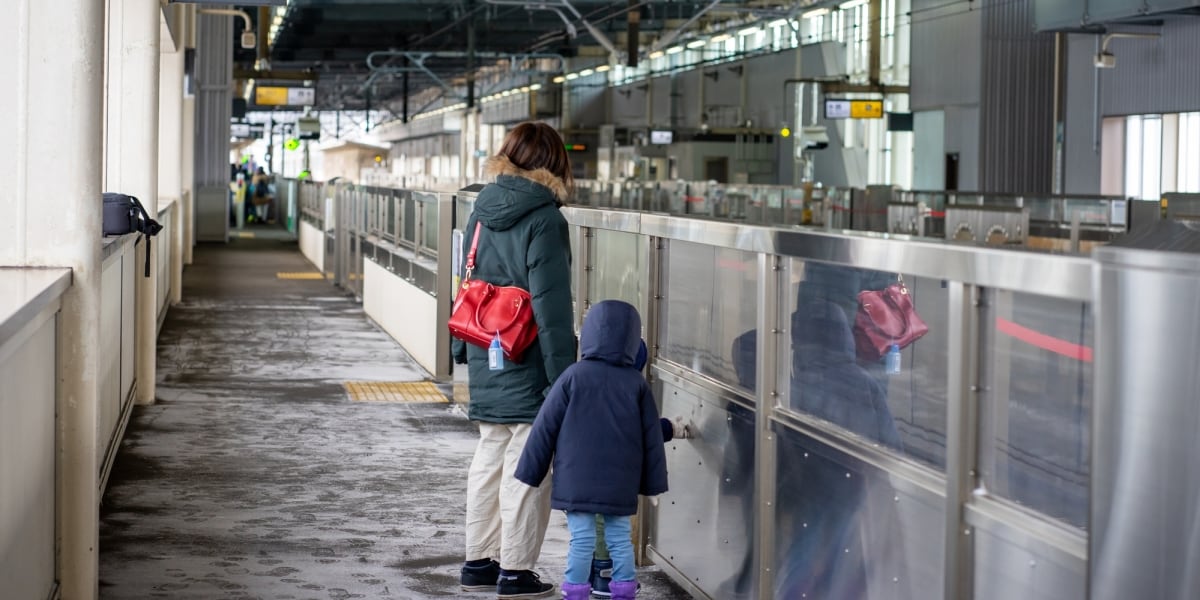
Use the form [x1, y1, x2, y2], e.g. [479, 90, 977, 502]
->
[452, 156, 577, 423]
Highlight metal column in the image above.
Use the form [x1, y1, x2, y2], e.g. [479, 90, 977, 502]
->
[194, 11, 233, 242]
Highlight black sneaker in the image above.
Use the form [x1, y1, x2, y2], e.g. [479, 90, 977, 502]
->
[496, 570, 554, 599]
[461, 559, 501, 591]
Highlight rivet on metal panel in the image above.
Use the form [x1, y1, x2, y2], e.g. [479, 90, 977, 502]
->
[893, 577, 900, 583]
[767, 435, 774, 441]
[725, 478, 731, 483]
[802, 522, 808, 528]
[893, 496, 900, 503]
[844, 548, 850, 554]
[1029, 560, 1037, 568]
[964, 528, 972, 536]
[771, 328, 780, 334]
[766, 501, 772, 507]
[803, 452, 808, 458]
[970, 385, 981, 392]
[845, 472, 852, 478]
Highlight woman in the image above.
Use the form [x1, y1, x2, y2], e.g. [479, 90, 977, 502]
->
[454, 122, 577, 599]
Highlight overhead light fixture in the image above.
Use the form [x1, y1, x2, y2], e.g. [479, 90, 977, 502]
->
[530, 83, 543, 90]
[803, 7, 831, 17]
[839, 0, 868, 9]
[769, 19, 789, 28]
[553, 76, 566, 84]
[595, 65, 611, 73]
[711, 33, 734, 44]
[738, 26, 761, 36]
[648, 50, 665, 59]
[273, 16, 283, 26]
[565, 72, 579, 80]
[666, 46, 684, 55]
[520, 86, 531, 93]
[580, 68, 595, 77]
[687, 39, 708, 49]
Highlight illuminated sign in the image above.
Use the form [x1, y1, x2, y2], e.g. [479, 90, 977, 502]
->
[564, 143, 588, 152]
[650, 130, 674, 144]
[824, 99, 884, 120]
[255, 86, 316, 107]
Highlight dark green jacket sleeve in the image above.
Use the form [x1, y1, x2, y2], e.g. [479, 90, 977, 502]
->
[526, 214, 576, 386]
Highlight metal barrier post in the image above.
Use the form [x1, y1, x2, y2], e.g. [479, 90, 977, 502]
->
[944, 282, 982, 600]
[434, 194, 455, 381]
[754, 253, 782, 600]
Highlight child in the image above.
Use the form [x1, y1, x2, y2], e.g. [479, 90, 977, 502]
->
[514, 300, 670, 600]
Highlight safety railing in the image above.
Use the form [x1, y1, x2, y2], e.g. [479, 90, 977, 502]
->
[296, 175, 1199, 600]
[563, 206, 1095, 600]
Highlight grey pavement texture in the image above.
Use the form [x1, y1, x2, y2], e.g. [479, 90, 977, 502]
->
[98, 237, 693, 600]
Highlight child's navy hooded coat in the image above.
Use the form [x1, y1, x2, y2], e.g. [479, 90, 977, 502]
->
[514, 300, 668, 516]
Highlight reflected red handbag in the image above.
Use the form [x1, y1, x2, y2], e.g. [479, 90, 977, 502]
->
[448, 222, 539, 362]
[853, 277, 929, 362]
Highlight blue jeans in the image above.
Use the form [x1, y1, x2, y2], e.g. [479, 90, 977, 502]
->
[566, 512, 635, 585]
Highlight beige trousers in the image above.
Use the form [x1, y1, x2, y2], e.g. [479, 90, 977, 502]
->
[464, 422, 553, 571]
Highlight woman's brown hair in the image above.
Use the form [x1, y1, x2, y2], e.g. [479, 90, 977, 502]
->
[498, 122, 574, 197]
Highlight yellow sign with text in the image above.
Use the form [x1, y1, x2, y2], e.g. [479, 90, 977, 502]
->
[255, 87, 290, 106]
[850, 100, 884, 119]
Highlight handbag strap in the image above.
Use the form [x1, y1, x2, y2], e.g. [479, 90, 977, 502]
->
[465, 222, 483, 278]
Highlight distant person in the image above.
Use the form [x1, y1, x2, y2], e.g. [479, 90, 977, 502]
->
[514, 301, 670, 600]
[454, 122, 576, 599]
[250, 167, 272, 224]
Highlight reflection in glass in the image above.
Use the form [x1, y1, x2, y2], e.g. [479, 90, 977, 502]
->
[661, 241, 759, 392]
[769, 260, 950, 469]
[981, 291, 1092, 529]
[774, 424, 943, 600]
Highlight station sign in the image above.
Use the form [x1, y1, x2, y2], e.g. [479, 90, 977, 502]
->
[650, 130, 674, 145]
[824, 99, 884, 120]
[297, 117, 321, 141]
[231, 122, 265, 139]
[255, 86, 316, 107]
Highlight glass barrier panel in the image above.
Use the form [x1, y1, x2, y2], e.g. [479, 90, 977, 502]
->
[773, 422, 945, 600]
[978, 291, 1092, 529]
[778, 260, 950, 470]
[589, 230, 644, 318]
[419, 193, 439, 254]
[660, 240, 759, 393]
[973, 524, 1085, 600]
[403, 191, 417, 246]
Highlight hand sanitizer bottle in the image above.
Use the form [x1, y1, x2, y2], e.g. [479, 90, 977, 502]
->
[488, 332, 504, 371]
[886, 344, 902, 375]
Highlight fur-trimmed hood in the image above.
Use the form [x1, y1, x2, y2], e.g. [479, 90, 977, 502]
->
[484, 155, 570, 203]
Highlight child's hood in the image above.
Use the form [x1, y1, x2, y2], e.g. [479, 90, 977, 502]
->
[580, 300, 641, 367]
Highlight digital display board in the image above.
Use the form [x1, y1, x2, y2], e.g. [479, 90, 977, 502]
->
[650, 130, 674, 144]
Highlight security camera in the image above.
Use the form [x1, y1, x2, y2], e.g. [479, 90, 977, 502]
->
[1094, 52, 1115, 69]
[797, 125, 830, 152]
[241, 31, 257, 50]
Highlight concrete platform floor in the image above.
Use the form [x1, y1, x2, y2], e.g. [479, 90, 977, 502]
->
[99, 238, 692, 600]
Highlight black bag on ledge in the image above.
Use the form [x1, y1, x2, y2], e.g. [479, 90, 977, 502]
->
[102, 193, 163, 277]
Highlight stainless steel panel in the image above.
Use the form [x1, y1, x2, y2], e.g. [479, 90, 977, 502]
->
[778, 260, 951, 470]
[772, 420, 945, 600]
[660, 241, 760, 392]
[0, 316, 57, 600]
[1091, 240, 1200, 600]
[979, 290, 1091, 529]
[944, 206, 1029, 246]
[650, 375, 758, 599]
[969, 500, 1086, 600]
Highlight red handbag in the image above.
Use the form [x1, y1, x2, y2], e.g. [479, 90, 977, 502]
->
[852, 278, 929, 362]
[448, 222, 539, 362]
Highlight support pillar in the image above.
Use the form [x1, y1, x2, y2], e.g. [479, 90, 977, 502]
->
[0, 0, 106, 598]
[159, 26, 185, 305]
[105, 0, 161, 406]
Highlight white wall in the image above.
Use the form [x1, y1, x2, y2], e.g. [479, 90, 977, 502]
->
[362, 259, 438, 375]
[299, 221, 325, 274]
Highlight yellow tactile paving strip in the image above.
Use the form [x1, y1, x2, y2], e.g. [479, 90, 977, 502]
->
[235, 231, 256, 239]
[276, 272, 326, 280]
[343, 381, 448, 404]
